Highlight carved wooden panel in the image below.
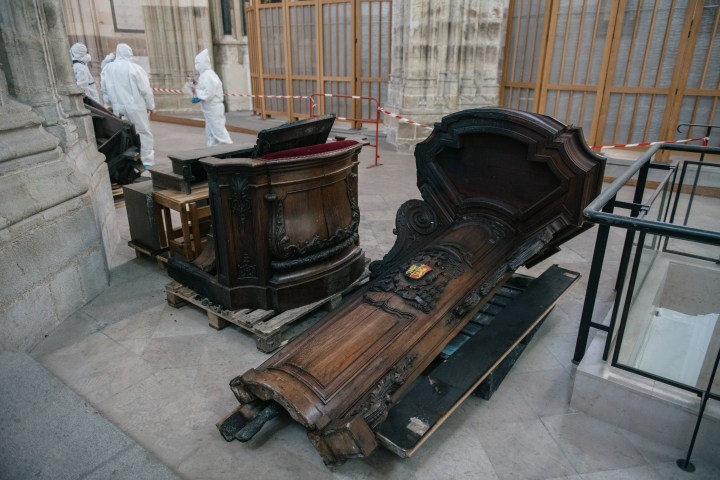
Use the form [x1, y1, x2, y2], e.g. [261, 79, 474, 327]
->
[223, 108, 605, 465]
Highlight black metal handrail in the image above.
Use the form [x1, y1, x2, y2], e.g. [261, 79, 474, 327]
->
[583, 143, 720, 244]
[574, 141, 720, 472]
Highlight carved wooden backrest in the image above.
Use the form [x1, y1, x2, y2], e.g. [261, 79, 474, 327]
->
[372, 108, 604, 277]
[228, 108, 605, 464]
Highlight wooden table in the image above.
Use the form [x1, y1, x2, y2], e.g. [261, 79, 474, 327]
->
[152, 182, 211, 261]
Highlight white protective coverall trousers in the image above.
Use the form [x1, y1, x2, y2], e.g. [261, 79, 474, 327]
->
[194, 49, 232, 147]
[70, 43, 100, 103]
[102, 44, 155, 166]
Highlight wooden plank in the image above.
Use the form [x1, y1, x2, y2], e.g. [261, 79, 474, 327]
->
[231, 309, 277, 328]
[254, 312, 325, 353]
[375, 265, 580, 458]
[164, 280, 355, 352]
[251, 296, 335, 335]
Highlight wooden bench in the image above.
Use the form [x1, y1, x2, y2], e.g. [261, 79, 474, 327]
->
[152, 182, 211, 261]
[217, 108, 606, 466]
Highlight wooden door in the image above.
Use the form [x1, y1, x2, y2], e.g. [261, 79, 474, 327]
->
[245, 0, 391, 124]
[595, 0, 698, 147]
[667, 0, 720, 146]
[500, 0, 553, 112]
[502, 0, 717, 147]
[538, 0, 617, 142]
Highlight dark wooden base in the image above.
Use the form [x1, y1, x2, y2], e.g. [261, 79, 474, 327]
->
[375, 265, 580, 457]
[168, 246, 366, 312]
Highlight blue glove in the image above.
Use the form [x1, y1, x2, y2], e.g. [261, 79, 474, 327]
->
[191, 97, 201, 103]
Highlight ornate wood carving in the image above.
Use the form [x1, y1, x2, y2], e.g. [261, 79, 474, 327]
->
[230, 176, 251, 224]
[221, 108, 606, 465]
[347, 353, 418, 427]
[364, 243, 470, 320]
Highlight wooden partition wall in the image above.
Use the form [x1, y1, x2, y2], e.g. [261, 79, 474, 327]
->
[245, 0, 391, 124]
[501, 0, 719, 148]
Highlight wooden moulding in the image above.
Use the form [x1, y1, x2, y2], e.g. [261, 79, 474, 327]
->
[221, 108, 606, 465]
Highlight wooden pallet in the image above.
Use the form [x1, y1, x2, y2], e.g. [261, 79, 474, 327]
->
[112, 183, 125, 208]
[165, 280, 360, 352]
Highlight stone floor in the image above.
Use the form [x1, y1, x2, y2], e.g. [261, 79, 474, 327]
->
[14, 116, 720, 479]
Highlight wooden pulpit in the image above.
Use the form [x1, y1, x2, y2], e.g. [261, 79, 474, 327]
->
[219, 108, 605, 465]
[167, 134, 366, 311]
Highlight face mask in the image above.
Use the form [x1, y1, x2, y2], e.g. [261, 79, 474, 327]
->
[83, 54, 91, 65]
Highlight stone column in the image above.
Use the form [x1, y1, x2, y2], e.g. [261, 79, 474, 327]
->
[385, 0, 504, 152]
[208, 0, 252, 111]
[0, 0, 86, 146]
[0, 0, 116, 352]
[61, 0, 103, 75]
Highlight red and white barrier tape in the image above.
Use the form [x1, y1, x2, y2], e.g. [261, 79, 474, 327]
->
[319, 93, 365, 100]
[591, 137, 708, 150]
[378, 108, 433, 130]
[152, 87, 312, 101]
[152, 87, 186, 94]
[153, 87, 712, 149]
[380, 108, 713, 148]
[153, 87, 317, 111]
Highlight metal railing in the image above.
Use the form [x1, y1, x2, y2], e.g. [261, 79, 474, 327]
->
[573, 134, 720, 472]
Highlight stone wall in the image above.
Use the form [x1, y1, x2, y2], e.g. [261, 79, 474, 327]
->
[384, 0, 504, 152]
[209, 0, 252, 112]
[62, 0, 148, 104]
[143, 1, 213, 112]
[61, 0, 252, 112]
[0, 0, 116, 352]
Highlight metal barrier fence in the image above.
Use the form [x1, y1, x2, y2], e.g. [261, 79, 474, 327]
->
[309, 93, 381, 167]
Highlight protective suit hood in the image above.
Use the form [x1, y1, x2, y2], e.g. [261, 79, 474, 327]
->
[70, 43, 88, 62]
[194, 49, 211, 74]
[116, 43, 133, 60]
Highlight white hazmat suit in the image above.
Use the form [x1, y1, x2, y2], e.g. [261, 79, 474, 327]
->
[100, 52, 115, 70]
[70, 43, 99, 103]
[193, 49, 232, 147]
[102, 44, 155, 166]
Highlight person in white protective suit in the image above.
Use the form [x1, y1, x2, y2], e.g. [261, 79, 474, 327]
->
[192, 49, 232, 147]
[102, 44, 155, 167]
[100, 52, 115, 70]
[99, 52, 115, 108]
[70, 43, 99, 103]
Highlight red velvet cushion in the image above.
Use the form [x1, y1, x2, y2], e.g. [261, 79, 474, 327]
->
[260, 139, 360, 161]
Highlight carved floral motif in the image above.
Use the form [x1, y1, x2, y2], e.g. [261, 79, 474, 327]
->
[230, 176, 251, 224]
[237, 253, 257, 278]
